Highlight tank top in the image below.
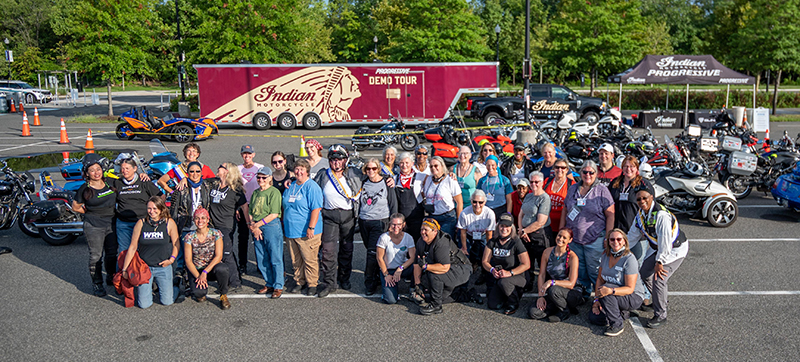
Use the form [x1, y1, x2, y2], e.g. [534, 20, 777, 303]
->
[544, 177, 573, 232]
[138, 219, 173, 267]
[545, 247, 570, 281]
[273, 174, 289, 195]
[456, 163, 477, 204]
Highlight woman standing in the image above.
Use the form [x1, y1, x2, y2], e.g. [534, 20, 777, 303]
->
[529, 228, 581, 322]
[359, 159, 397, 295]
[422, 156, 463, 238]
[376, 213, 416, 304]
[454, 146, 483, 205]
[380, 146, 399, 177]
[559, 160, 614, 295]
[394, 152, 427, 243]
[122, 196, 179, 308]
[113, 158, 162, 253]
[184, 208, 232, 310]
[72, 154, 117, 297]
[157, 143, 215, 194]
[538, 143, 558, 179]
[413, 145, 431, 175]
[518, 171, 551, 270]
[510, 178, 530, 227]
[476, 142, 497, 174]
[588, 229, 647, 336]
[305, 139, 328, 179]
[270, 151, 293, 195]
[482, 214, 530, 315]
[608, 156, 651, 266]
[249, 167, 284, 299]
[207, 162, 247, 290]
[476, 155, 513, 219]
[283, 159, 323, 296]
[543, 159, 574, 236]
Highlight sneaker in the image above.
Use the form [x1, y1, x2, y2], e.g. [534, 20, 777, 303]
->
[503, 304, 518, 315]
[646, 316, 667, 328]
[604, 325, 624, 337]
[529, 307, 547, 320]
[92, 283, 107, 298]
[315, 286, 328, 298]
[219, 294, 231, 310]
[196, 296, 206, 303]
[288, 284, 304, 294]
[420, 303, 443, 316]
[307, 286, 318, 297]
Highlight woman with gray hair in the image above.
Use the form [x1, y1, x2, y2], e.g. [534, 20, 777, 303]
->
[422, 156, 463, 238]
[380, 146, 399, 177]
[559, 160, 614, 298]
[456, 189, 496, 264]
[518, 171, 551, 272]
[394, 152, 427, 242]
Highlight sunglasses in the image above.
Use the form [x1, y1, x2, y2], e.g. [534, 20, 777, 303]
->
[218, 165, 227, 170]
[188, 170, 202, 174]
[608, 237, 624, 242]
[581, 170, 595, 175]
[256, 176, 270, 180]
[365, 167, 378, 171]
[636, 196, 652, 202]
[272, 160, 284, 165]
[415, 152, 428, 156]
[471, 200, 485, 204]
[530, 180, 542, 184]
[554, 166, 568, 170]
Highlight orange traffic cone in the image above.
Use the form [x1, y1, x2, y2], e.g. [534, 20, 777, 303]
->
[32, 107, 41, 126]
[21, 112, 32, 137]
[299, 135, 309, 157]
[84, 129, 95, 153]
[62, 152, 70, 163]
[19, 102, 24, 114]
[58, 118, 70, 144]
[9, 99, 16, 113]
[763, 129, 771, 153]
[742, 108, 748, 128]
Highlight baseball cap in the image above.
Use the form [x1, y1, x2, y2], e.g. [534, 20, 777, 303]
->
[256, 167, 272, 176]
[599, 143, 614, 154]
[498, 213, 514, 226]
[241, 145, 255, 154]
[514, 178, 530, 188]
[514, 143, 526, 151]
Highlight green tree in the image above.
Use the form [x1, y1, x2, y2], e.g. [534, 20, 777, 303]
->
[328, 0, 380, 63]
[52, 0, 166, 115]
[546, 0, 652, 94]
[373, 0, 492, 62]
[640, 0, 707, 54]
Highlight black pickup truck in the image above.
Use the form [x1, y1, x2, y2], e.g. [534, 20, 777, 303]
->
[465, 84, 607, 125]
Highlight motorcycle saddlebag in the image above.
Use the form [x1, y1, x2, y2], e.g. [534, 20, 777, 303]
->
[728, 151, 757, 176]
[353, 126, 371, 140]
[26, 200, 71, 222]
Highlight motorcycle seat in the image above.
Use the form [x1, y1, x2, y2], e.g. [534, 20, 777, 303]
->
[48, 191, 75, 202]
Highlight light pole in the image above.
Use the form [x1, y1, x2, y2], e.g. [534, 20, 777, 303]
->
[176, 0, 185, 101]
[494, 24, 501, 62]
[373, 36, 378, 59]
[3, 38, 9, 87]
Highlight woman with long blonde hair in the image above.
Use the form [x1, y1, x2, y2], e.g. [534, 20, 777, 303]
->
[206, 162, 250, 291]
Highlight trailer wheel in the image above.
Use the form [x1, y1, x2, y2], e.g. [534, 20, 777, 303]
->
[278, 113, 296, 130]
[303, 113, 321, 130]
[253, 113, 271, 130]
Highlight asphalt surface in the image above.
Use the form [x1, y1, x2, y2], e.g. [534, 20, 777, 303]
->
[1, 96, 800, 361]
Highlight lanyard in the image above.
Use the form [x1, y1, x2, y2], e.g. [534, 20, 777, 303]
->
[380, 162, 394, 177]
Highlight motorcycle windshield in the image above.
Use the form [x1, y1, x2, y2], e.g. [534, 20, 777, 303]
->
[149, 139, 170, 156]
[664, 135, 684, 164]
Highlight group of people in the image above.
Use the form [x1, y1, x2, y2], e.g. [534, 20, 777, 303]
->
[71, 138, 687, 336]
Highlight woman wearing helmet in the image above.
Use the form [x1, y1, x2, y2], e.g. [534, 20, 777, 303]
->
[72, 154, 118, 297]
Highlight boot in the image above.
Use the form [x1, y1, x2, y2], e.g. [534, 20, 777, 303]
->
[219, 294, 231, 310]
[104, 254, 118, 286]
[92, 283, 107, 297]
[89, 262, 104, 285]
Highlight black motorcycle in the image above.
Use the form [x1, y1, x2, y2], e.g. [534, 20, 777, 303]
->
[351, 117, 419, 151]
[721, 148, 800, 199]
[23, 170, 83, 246]
[0, 160, 39, 237]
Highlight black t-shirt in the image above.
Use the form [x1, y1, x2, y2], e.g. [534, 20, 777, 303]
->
[75, 183, 116, 226]
[112, 178, 162, 222]
[608, 178, 652, 232]
[486, 236, 527, 271]
[208, 184, 247, 230]
[416, 233, 454, 266]
[138, 219, 173, 267]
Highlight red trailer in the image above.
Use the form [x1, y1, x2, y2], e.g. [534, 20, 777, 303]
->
[194, 62, 498, 130]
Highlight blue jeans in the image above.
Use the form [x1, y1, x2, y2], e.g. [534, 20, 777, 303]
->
[379, 267, 414, 304]
[116, 219, 137, 253]
[572, 235, 605, 292]
[253, 219, 284, 289]
[431, 209, 457, 240]
[136, 265, 174, 309]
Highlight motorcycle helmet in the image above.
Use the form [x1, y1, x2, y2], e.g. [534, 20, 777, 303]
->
[82, 153, 111, 177]
[615, 155, 626, 168]
[457, 134, 469, 146]
[327, 144, 349, 160]
[639, 162, 653, 179]
[493, 143, 504, 157]
[684, 161, 704, 177]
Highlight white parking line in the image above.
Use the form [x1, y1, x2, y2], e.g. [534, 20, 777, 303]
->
[690, 238, 800, 242]
[737, 205, 781, 208]
[671, 291, 800, 296]
[629, 318, 664, 362]
[211, 290, 800, 299]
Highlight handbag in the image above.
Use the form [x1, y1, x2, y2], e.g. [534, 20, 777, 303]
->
[116, 250, 152, 287]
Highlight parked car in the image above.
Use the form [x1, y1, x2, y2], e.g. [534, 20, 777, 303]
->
[0, 80, 53, 104]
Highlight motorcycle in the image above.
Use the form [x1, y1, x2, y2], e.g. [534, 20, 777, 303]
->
[720, 147, 800, 199]
[115, 106, 219, 143]
[539, 111, 579, 146]
[650, 136, 738, 228]
[24, 170, 83, 245]
[351, 116, 419, 152]
[771, 161, 800, 212]
[0, 160, 39, 237]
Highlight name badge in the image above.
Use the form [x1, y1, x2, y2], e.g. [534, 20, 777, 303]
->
[615, 266, 624, 271]
[288, 196, 296, 203]
[486, 193, 495, 202]
[472, 231, 483, 240]
[568, 207, 580, 221]
[577, 198, 586, 207]
[620, 193, 629, 201]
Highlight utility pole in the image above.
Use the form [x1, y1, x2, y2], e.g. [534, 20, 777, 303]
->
[523, 0, 531, 126]
[176, 0, 185, 101]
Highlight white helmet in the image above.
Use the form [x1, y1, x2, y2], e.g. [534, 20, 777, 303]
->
[615, 155, 626, 168]
[685, 161, 704, 177]
[639, 162, 653, 179]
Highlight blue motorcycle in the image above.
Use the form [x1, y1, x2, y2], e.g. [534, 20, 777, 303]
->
[771, 161, 800, 212]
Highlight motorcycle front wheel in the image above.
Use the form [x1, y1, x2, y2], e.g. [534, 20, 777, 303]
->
[39, 227, 77, 246]
[722, 174, 753, 199]
[707, 198, 738, 228]
[400, 134, 419, 151]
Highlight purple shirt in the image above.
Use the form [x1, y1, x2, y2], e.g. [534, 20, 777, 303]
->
[563, 182, 613, 245]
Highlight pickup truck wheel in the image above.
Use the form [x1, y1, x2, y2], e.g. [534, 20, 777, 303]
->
[483, 112, 502, 126]
[581, 111, 600, 123]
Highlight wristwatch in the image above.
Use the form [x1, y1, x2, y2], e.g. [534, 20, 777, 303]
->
[510, 271, 515, 276]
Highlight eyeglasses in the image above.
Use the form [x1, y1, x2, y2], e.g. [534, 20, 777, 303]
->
[581, 170, 595, 175]
[272, 160, 284, 165]
[256, 176, 269, 180]
[471, 200, 485, 204]
[415, 152, 428, 156]
[365, 167, 378, 171]
[608, 237, 624, 242]
[458, 152, 471, 156]
[554, 166, 568, 170]
[188, 170, 202, 174]
[530, 180, 542, 184]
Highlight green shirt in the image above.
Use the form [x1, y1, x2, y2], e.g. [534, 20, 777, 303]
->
[250, 186, 282, 221]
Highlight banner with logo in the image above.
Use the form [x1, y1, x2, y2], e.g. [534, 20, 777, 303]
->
[608, 55, 755, 85]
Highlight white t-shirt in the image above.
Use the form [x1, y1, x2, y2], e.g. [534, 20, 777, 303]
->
[377, 232, 415, 269]
[413, 163, 431, 175]
[322, 173, 354, 210]
[238, 162, 265, 202]
[475, 162, 488, 176]
[510, 163, 526, 185]
[423, 176, 461, 215]
[457, 206, 497, 241]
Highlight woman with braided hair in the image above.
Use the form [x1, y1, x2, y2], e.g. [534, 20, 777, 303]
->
[529, 228, 581, 322]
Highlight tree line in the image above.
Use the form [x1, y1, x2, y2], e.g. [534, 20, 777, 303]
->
[1, 0, 798, 95]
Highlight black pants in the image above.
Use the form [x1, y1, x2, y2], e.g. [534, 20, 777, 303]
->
[522, 228, 550, 271]
[359, 218, 388, 291]
[188, 264, 231, 298]
[84, 221, 118, 285]
[543, 285, 582, 314]
[236, 209, 250, 269]
[218, 227, 243, 288]
[320, 208, 355, 288]
[486, 272, 528, 309]
[588, 293, 644, 329]
[419, 263, 471, 308]
[491, 205, 507, 221]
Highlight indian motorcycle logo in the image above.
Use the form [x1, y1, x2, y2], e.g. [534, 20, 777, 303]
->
[207, 66, 362, 123]
[530, 100, 570, 112]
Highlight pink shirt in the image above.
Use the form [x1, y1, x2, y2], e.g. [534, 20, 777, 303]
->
[239, 163, 265, 202]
